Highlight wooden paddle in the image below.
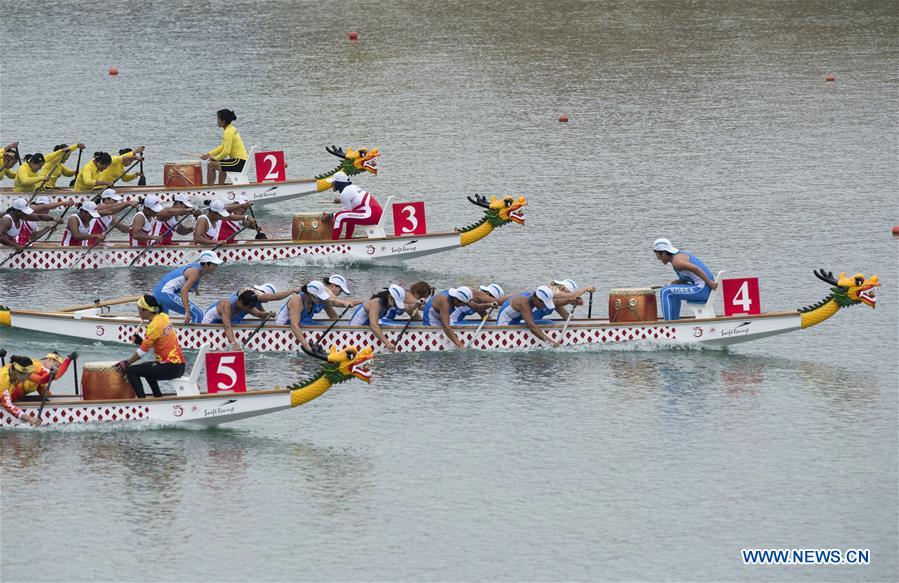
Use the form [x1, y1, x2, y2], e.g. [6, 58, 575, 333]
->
[68, 206, 136, 269]
[241, 313, 272, 346]
[69, 148, 82, 187]
[127, 212, 194, 267]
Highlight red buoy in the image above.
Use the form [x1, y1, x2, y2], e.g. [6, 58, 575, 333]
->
[825, 74, 835, 82]
[559, 114, 569, 123]
[108, 67, 119, 76]
[892, 225, 899, 237]
[349, 31, 358, 40]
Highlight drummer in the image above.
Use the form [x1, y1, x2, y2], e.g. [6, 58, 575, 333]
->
[0, 198, 63, 251]
[274, 280, 360, 351]
[151, 250, 224, 324]
[13, 144, 82, 192]
[652, 238, 717, 320]
[201, 108, 248, 185]
[193, 200, 256, 244]
[115, 295, 186, 399]
[73, 152, 114, 192]
[97, 146, 145, 186]
[0, 356, 42, 425]
[202, 287, 286, 350]
[327, 171, 383, 240]
[38, 144, 81, 188]
[61, 201, 106, 247]
[92, 188, 136, 237]
[348, 282, 431, 352]
[152, 194, 198, 244]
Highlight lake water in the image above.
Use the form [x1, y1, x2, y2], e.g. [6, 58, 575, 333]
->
[1, 1, 896, 581]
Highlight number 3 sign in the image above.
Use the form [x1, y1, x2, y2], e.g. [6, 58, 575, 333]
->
[392, 201, 427, 236]
[205, 351, 247, 393]
[254, 151, 286, 182]
[722, 278, 761, 316]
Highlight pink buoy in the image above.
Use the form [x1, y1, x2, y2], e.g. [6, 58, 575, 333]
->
[108, 67, 119, 76]
[349, 31, 358, 40]
[892, 225, 899, 237]
[825, 74, 835, 82]
[559, 114, 569, 123]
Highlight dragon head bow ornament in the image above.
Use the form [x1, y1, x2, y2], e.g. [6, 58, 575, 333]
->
[290, 344, 374, 408]
[315, 145, 381, 191]
[457, 194, 528, 247]
[798, 269, 880, 329]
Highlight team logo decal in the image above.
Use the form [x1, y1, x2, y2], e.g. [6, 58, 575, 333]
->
[366, 245, 375, 255]
[172, 405, 184, 417]
[95, 325, 105, 337]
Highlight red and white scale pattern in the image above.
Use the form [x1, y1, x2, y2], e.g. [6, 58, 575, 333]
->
[1, 404, 151, 427]
[116, 322, 678, 352]
[5, 188, 222, 205]
[2, 242, 352, 270]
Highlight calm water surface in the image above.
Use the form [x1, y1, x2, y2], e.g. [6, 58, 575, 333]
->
[1, 1, 897, 581]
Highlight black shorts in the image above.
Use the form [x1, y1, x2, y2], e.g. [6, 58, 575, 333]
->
[220, 158, 246, 173]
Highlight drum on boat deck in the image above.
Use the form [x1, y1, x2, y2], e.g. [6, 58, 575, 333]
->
[82, 361, 136, 401]
[608, 287, 658, 323]
[291, 212, 333, 241]
[163, 161, 202, 187]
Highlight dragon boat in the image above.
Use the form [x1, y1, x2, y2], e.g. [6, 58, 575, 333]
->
[0, 270, 878, 353]
[0, 146, 379, 208]
[0, 344, 373, 429]
[0, 194, 527, 270]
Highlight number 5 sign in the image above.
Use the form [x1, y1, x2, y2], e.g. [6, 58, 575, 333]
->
[392, 201, 427, 236]
[254, 151, 286, 182]
[722, 278, 761, 316]
[205, 351, 247, 393]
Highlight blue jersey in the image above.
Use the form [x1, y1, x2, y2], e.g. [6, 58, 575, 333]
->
[497, 292, 554, 325]
[673, 252, 713, 287]
[153, 262, 202, 296]
[422, 291, 448, 325]
[202, 293, 251, 324]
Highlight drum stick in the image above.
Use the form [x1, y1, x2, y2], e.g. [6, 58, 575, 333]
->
[651, 285, 663, 290]
[180, 151, 205, 159]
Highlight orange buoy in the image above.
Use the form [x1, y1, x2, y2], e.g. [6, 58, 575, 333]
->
[349, 31, 358, 40]
[825, 73, 835, 82]
[892, 225, 899, 237]
[108, 67, 119, 76]
[559, 114, 569, 123]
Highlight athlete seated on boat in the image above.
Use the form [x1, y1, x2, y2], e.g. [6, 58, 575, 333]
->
[348, 282, 431, 352]
[549, 279, 595, 311]
[96, 146, 145, 186]
[13, 144, 83, 193]
[61, 201, 105, 247]
[129, 194, 195, 246]
[152, 250, 224, 325]
[202, 288, 281, 349]
[1, 356, 44, 425]
[93, 189, 137, 236]
[326, 171, 383, 239]
[1, 142, 19, 181]
[201, 108, 248, 185]
[275, 280, 359, 351]
[421, 286, 497, 349]
[193, 199, 257, 244]
[14, 196, 75, 245]
[652, 238, 717, 320]
[495, 286, 568, 347]
[0, 198, 64, 251]
[152, 194, 199, 244]
[73, 151, 114, 192]
[38, 144, 81, 188]
[115, 295, 186, 398]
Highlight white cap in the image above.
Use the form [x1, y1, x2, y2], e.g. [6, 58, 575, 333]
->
[196, 250, 223, 265]
[534, 286, 555, 310]
[327, 171, 350, 184]
[553, 279, 577, 293]
[11, 198, 34, 215]
[252, 283, 277, 296]
[388, 284, 406, 307]
[34, 196, 51, 205]
[479, 283, 505, 299]
[652, 238, 679, 254]
[236, 195, 249, 205]
[173, 193, 194, 208]
[100, 188, 122, 201]
[328, 274, 350, 295]
[306, 280, 330, 301]
[209, 199, 230, 217]
[143, 194, 164, 213]
[448, 286, 473, 303]
[81, 200, 101, 218]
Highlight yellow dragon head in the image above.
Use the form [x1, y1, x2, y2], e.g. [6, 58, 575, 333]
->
[466, 193, 528, 226]
[801, 269, 880, 311]
[323, 145, 380, 176]
[300, 343, 374, 384]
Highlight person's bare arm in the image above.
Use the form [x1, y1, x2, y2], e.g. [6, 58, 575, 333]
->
[367, 301, 395, 351]
[518, 297, 558, 346]
[672, 255, 717, 289]
[180, 269, 200, 325]
[287, 297, 310, 350]
[0, 217, 21, 250]
[437, 299, 464, 348]
[219, 301, 238, 345]
[193, 218, 217, 244]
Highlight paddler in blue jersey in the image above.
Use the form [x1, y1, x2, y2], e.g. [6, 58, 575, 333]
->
[151, 250, 224, 325]
[348, 282, 431, 352]
[422, 286, 495, 349]
[652, 238, 717, 320]
[275, 280, 361, 352]
[496, 284, 593, 347]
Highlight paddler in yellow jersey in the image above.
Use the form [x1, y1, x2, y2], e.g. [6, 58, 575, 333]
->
[202, 108, 248, 185]
[1, 142, 19, 181]
[1, 355, 43, 426]
[73, 151, 114, 192]
[39, 144, 81, 188]
[115, 295, 186, 398]
[14, 144, 83, 192]
[96, 146, 145, 186]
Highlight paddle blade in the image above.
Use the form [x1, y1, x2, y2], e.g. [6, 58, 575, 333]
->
[255, 232, 268, 240]
[69, 178, 76, 186]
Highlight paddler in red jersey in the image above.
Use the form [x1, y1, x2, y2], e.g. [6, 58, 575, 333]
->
[152, 194, 198, 244]
[115, 295, 186, 398]
[0, 198, 64, 251]
[92, 188, 136, 237]
[193, 199, 256, 244]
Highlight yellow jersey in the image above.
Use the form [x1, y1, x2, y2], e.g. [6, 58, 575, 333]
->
[38, 145, 79, 188]
[14, 164, 45, 192]
[140, 313, 185, 364]
[73, 159, 102, 192]
[1, 168, 15, 180]
[97, 154, 139, 184]
[208, 124, 248, 161]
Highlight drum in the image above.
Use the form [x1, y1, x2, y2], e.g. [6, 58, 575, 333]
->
[164, 161, 203, 187]
[82, 361, 136, 401]
[291, 212, 333, 241]
[608, 287, 658, 323]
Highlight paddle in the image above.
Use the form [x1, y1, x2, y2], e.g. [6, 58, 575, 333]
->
[35, 377, 53, 425]
[68, 206, 136, 269]
[71, 353, 80, 395]
[0, 202, 76, 268]
[241, 313, 272, 347]
[211, 225, 248, 250]
[29, 157, 66, 201]
[104, 159, 141, 189]
[467, 306, 496, 349]
[392, 302, 423, 350]
[0, 348, 6, 366]
[247, 204, 267, 240]
[69, 148, 82, 187]
[559, 304, 576, 339]
[138, 159, 146, 186]
[127, 212, 194, 267]
[587, 291, 594, 319]
[316, 305, 352, 344]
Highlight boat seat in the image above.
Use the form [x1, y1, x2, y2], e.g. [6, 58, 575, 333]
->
[684, 270, 726, 319]
[225, 146, 258, 185]
[170, 345, 207, 396]
[357, 196, 394, 239]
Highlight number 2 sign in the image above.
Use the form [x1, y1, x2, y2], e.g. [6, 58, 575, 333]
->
[254, 151, 286, 182]
[722, 278, 761, 316]
[392, 201, 427, 236]
[205, 351, 247, 393]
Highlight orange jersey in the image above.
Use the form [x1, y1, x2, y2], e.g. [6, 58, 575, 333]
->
[140, 313, 185, 364]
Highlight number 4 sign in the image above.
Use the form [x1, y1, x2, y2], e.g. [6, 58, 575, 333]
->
[722, 278, 761, 316]
[205, 351, 247, 393]
[254, 151, 286, 182]
[392, 201, 427, 236]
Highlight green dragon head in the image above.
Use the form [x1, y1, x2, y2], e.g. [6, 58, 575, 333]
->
[296, 343, 374, 386]
[800, 269, 880, 312]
